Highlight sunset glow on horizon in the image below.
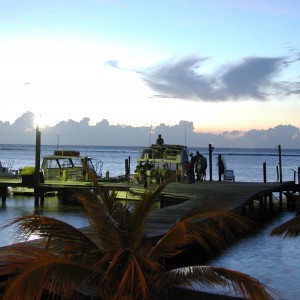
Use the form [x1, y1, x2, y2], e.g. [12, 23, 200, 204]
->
[1, 1, 300, 133]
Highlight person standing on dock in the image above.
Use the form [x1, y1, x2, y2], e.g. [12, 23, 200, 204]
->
[195, 151, 202, 181]
[195, 151, 207, 181]
[189, 153, 196, 183]
[218, 155, 225, 181]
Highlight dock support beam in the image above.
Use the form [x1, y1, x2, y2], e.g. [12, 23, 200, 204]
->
[34, 126, 41, 206]
[1, 187, 6, 204]
[209, 144, 214, 181]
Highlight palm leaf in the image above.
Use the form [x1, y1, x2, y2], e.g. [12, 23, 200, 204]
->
[270, 214, 300, 237]
[3, 215, 101, 257]
[75, 192, 123, 251]
[155, 266, 279, 300]
[126, 178, 172, 249]
[149, 210, 254, 262]
[0, 245, 93, 300]
[83, 162, 111, 210]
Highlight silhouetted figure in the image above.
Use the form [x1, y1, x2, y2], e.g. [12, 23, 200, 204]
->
[195, 151, 207, 181]
[134, 162, 143, 183]
[156, 134, 164, 145]
[195, 151, 202, 181]
[189, 153, 196, 183]
[218, 155, 225, 181]
[159, 163, 169, 183]
[142, 160, 152, 188]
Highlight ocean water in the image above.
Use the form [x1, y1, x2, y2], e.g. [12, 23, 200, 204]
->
[0, 144, 300, 299]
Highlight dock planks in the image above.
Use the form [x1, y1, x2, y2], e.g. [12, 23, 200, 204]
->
[145, 181, 295, 240]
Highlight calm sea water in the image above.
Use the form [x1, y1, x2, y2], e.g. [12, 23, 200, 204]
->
[1, 144, 300, 299]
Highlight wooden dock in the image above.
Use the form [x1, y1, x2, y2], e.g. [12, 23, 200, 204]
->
[145, 181, 297, 241]
[1, 177, 298, 242]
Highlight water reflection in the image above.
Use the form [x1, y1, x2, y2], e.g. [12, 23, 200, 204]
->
[205, 212, 300, 299]
[0, 194, 90, 247]
[0, 193, 160, 247]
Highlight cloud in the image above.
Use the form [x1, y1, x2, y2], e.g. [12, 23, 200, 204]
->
[141, 54, 299, 102]
[1, 112, 300, 148]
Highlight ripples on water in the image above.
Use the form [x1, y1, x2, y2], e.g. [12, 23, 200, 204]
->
[0, 195, 89, 247]
[205, 211, 300, 299]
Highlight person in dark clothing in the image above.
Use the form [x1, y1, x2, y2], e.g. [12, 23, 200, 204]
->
[218, 155, 225, 180]
[142, 160, 152, 188]
[189, 153, 196, 183]
[195, 151, 202, 181]
[156, 134, 164, 145]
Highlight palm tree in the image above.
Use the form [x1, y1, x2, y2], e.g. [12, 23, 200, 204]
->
[0, 175, 278, 300]
[270, 213, 300, 238]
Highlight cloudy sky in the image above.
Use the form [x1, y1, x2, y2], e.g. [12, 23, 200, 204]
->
[1, 0, 300, 133]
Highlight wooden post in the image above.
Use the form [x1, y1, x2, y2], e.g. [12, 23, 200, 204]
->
[125, 158, 129, 181]
[278, 145, 282, 183]
[1, 187, 6, 204]
[278, 145, 283, 211]
[218, 154, 222, 181]
[209, 144, 214, 181]
[298, 167, 300, 184]
[34, 126, 41, 206]
[128, 156, 131, 174]
[263, 162, 267, 182]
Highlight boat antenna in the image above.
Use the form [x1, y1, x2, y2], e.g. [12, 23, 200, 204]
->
[184, 122, 187, 146]
[57, 134, 60, 150]
[148, 122, 152, 146]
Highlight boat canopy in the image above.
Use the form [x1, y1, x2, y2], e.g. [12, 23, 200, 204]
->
[53, 150, 80, 156]
[138, 144, 188, 163]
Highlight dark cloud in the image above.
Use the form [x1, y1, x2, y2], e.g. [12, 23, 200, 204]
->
[287, 88, 300, 95]
[1, 113, 300, 148]
[140, 55, 299, 102]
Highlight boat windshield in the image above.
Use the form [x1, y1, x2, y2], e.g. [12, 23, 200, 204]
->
[43, 157, 83, 169]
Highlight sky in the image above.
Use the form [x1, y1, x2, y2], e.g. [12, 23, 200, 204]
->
[1, 0, 300, 134]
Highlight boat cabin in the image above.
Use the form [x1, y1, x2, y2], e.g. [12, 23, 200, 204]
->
[41, 150, 102, 181]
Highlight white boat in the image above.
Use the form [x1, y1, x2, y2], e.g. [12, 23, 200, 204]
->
[134, 144, 189, 184]
[41, 150, 102, 182]
[11, 150, 103, 195]
[0, 161, 17, 178]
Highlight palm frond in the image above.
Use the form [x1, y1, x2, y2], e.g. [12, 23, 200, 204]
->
[0, 245, 93, 300]
[126, 178, 172, 249]
[76, 192, 123, 251]
[149, 210, 254, 262]
[270, 214, 300, 237]
[3, 215, 101, 256]
[192, 210, 256, 244]
[83, 163, 111, 210]
[155, 266, 279, 300]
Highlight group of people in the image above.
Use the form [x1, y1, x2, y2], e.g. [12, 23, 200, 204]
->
[134, 160, 169, 187]
[185, 151, 207, 183]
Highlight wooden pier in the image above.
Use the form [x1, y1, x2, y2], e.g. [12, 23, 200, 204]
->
[145, 180, 297, 241]
[1, 177, 298, 241]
